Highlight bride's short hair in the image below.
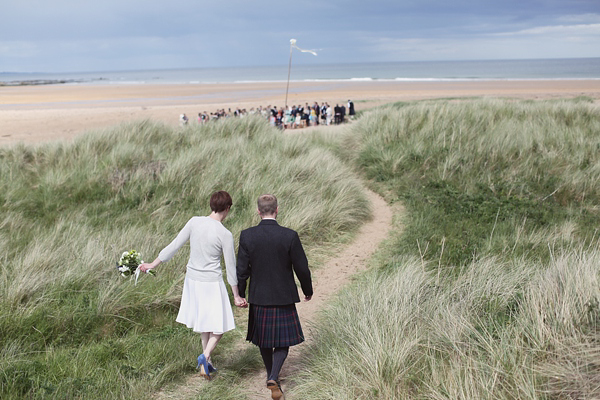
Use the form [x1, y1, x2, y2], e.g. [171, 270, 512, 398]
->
[257, 194, 277, 215]
[210, 191, 233, 213]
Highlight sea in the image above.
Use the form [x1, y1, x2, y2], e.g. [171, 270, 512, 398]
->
[2, 58, 600, 86]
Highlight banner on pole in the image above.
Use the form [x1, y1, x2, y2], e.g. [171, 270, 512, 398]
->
[290, 39, 318, 56]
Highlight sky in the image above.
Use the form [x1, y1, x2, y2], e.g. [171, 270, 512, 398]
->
[1, 0, 600, 73]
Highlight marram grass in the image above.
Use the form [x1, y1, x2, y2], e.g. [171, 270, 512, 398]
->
[291, 98, 600, 399]
[0, 117, 370, 399]
[292, 249, 600, 399]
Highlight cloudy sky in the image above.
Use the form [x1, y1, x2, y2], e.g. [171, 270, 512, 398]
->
[2, 0, 600, 73]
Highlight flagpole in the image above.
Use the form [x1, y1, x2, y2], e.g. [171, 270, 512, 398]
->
[285, 40, 293, 108]
[285, 39, 316, 107]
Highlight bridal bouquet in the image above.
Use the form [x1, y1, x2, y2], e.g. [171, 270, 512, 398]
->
[116, 250, 155, 283]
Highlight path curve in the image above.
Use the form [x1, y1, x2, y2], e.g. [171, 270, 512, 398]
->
[242, 187, 396, 399]
[154, 187, 397, 399]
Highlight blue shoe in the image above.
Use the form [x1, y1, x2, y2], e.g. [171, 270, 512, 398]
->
[208, 362, 217, 374]
[197, 354, 211, 380]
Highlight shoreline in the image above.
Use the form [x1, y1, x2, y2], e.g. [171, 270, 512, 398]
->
[2, 79, 600, 146]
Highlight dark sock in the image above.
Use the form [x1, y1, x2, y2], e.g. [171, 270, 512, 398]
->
[259, 347, 273, 379]
[268, 347, 289, 382]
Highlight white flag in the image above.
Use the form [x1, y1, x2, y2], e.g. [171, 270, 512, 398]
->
[290, 39, 317, 56]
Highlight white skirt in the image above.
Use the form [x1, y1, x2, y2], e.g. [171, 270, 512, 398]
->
[176, 277, 235, 334]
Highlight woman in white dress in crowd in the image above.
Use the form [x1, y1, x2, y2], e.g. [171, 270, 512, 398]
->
[139, 190, 247, 380]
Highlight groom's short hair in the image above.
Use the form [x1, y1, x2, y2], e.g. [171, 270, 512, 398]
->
[210, 190, 233, 213]
[257, 194, 277, 215]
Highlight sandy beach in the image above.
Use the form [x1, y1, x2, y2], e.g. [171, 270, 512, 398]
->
[2, 80, 600, 146]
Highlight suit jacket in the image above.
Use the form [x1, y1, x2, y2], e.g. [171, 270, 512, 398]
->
[237, 219, 313, 306]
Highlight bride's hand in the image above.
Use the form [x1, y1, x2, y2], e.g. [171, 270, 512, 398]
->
[139, 263, 153, 273]
[138, 257, 161, 273]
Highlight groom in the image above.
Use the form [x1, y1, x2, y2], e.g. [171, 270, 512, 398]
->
[237, 194, 313, 399]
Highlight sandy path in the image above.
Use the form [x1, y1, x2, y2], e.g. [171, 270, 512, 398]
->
[155, 186, 396, 400]
[153, 186, 396, 400]
[241, 188, 396, 400]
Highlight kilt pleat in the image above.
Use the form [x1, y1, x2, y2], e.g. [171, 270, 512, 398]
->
[246, 304, 304, 347]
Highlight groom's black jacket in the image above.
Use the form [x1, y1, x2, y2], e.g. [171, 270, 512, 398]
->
[236, 219, 313, 306]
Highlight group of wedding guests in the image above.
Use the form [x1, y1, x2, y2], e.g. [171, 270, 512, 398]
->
[140, 191, 312, 399]
[269, 100, 356, 129]
[179, 99, 356, 129]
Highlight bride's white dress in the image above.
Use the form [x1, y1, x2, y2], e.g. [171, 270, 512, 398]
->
[158, 216, 237, 334]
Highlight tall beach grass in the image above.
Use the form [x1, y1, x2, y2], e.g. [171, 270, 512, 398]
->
[0, 116, 370, 398]
[294, 249, 600, 399]
[292, 98, 600, 399]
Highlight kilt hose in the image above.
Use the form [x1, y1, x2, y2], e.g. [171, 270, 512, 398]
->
[246, 304, 305, 348]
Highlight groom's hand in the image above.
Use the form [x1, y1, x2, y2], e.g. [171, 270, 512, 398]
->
[304, 295, 312, 302]
[234, 296, 248, 308]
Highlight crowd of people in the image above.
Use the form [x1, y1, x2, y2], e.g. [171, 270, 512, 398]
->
[179, 99, 356, 129]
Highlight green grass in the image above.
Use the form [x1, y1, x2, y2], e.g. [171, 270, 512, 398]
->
[291, 98, 600, 399]
[3, 98, 600, 399]
[0, 116, 370, 399]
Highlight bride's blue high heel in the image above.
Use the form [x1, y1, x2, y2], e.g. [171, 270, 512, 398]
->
[208, 363, 217, 374]
[197, 354, 211, 380]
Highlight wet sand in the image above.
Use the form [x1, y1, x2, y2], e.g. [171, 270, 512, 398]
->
[1, 80, 599, 145]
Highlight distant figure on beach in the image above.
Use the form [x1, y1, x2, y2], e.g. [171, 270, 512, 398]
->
[348, 99, 355, 118]
[237, 194, 313, 399]
[334, 104, 341, 124]
[313, 102, 320, 125]
[139, 191, 247, 380]
[180, 113, 189, 126]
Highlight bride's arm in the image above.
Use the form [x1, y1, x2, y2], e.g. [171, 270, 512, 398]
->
[139, 218, 193, 272]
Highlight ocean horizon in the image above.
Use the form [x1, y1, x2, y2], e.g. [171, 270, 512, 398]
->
[2, 58, 600, 86]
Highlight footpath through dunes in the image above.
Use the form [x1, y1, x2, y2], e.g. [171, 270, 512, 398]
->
[240, 188, 396, 400]
[153, 186, 397, 400]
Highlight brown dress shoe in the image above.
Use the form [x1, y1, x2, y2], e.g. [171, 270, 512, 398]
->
[266, 379, 283, 399]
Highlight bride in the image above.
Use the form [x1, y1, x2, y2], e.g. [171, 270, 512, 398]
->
[139, 190, 247, 379]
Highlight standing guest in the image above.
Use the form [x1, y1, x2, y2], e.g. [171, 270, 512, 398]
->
[283, 106, 292, 129]
[304, 103, 311, 127]
[295, 105, 303, 128]
[276, 108, 284, 128]
[340, 103, 346, 124]
[334, 104, 341, 124]
[139, 191, 247, 380]
[291, 105, 298, 129]
[326, 103, 333, 125]
[180, 113, 189, 126]
[296, 104, 304, 125]
[237, 194, 313, 399]
[309, 107, 317, 127]
[348, 99, 355, 118]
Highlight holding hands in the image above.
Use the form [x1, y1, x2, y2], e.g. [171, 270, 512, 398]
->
[234, 296, 248, 308]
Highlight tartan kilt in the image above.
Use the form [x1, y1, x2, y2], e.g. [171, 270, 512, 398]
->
[246, 304, 304, 347]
